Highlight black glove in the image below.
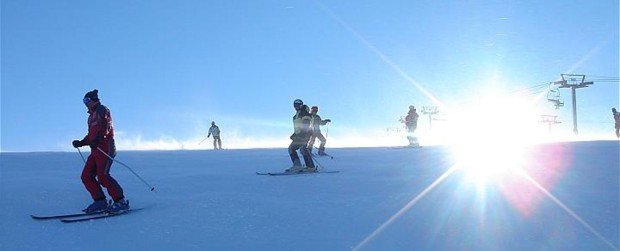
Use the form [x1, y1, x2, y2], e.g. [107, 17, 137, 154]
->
[72, 140, 84, 148]
[325, 119, 331, 123]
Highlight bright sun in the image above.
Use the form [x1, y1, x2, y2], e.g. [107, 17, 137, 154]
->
[447, 93, 541, 182]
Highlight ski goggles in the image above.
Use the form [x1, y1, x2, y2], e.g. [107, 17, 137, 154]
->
[83, 97, 92, 104]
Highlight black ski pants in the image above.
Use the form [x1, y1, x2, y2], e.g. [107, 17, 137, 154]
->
[288, 136, 315, 168]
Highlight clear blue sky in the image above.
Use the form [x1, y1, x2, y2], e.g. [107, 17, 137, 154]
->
[2, 0, 618, 152]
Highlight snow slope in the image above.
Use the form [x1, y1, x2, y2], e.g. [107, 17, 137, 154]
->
[1, 141, 618, 250]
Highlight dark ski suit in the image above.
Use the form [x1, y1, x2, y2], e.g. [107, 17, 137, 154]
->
[288, 105, 315, 168]
[404, 108, 419, 145]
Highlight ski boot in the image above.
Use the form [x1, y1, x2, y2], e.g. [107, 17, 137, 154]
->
[303, 166, 317, 173]
[286, 158, 304, 173]
[285, 165, 304, 173]
[83, 199, 109, 214]
[108, 198, 130, 214]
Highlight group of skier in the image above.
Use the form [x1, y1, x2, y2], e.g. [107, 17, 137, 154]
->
[67, 89, 618, 216]
[67, 90, 415, 214]
[286, 99, 331, 173]
[284, 99, 421, 172]
[67, 92, 336, 215]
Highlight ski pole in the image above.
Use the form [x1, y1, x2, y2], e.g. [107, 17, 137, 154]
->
[198, 137, 209, 145]
[310, 154, 324, 170]
[96, 147, 156, 192]
[314, 147, 334, 159]
[326, 124, 329, 140]
[76, 148, 86, 163]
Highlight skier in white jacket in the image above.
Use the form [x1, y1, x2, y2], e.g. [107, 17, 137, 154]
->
[207, 121, 222, 150]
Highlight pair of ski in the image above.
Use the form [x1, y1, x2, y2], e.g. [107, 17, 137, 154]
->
[256, 170, 339, 176]
[391, 145, 423, 149]
[31, 208, 142, 223]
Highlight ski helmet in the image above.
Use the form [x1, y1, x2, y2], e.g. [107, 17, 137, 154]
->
[409, 105, 415, 110]
[293, 99, 303, 110]
[311, 106, 318, 112]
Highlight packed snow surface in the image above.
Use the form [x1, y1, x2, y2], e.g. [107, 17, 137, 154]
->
[1, 141, 618, 250]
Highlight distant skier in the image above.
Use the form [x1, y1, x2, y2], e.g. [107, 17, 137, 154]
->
[207, 121, 222, 150]
[287, 99, 316, 172]
[72, 89, 129, 214]
[613, 108, 620, 138]
[401, 105, 420, 147]
[308, 106, 331, 156]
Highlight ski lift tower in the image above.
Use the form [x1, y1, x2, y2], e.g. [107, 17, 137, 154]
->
[421, 106, 439, 130]
[540, 115, 561, 134]
[555, 74, 593, 135]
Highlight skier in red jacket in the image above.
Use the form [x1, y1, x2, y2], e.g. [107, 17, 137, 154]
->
[72, 89, 129, 214]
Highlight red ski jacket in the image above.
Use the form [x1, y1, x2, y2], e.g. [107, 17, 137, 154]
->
[82, 102, 115, 149]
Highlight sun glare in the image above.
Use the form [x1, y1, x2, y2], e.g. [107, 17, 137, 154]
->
[448, 93, 540, 183]
[454, 140, 526, 184]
